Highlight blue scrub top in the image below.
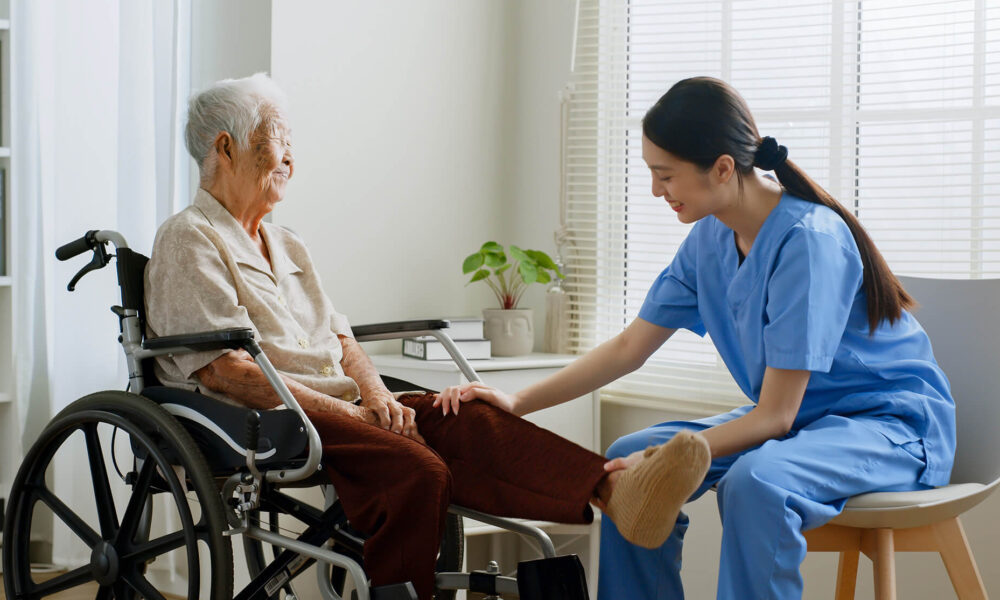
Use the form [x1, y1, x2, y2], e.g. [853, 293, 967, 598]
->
[639, 193, 956, 486]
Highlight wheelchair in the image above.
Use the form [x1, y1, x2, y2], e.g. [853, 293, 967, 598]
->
[1, 230, 591, 600]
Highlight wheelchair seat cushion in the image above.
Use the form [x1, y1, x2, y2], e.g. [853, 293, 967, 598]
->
[141, 386, 308, 472]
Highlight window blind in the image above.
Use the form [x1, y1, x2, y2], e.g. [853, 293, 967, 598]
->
[563, 0, 1000, 412]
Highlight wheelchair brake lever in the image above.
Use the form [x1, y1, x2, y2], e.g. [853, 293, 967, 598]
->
[245, 410, 263, 482]
[223, 411, 266, 535]
[67, 243, 111, 291]
[232, 411, 264, 525]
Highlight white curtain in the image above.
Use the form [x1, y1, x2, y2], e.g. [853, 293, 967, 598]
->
[12, 0, 191, 568]
[11, 0, 56, 457]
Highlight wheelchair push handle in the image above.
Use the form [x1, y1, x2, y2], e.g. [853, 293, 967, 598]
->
[56, 230, 131, 292]
[56, 230, 100, 261]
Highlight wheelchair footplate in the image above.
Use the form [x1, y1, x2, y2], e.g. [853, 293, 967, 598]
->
[435, 554, 590, 599]
[516, 555, 590, 600]
[367, 583, 419, 600]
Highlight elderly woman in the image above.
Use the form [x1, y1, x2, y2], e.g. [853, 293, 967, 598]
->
[144, 73, 709, 599]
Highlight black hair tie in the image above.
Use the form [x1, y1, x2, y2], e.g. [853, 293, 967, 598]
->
[754, 136, 788, 171]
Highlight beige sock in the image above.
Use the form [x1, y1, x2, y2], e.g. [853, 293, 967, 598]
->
[604, 430, 711, 549]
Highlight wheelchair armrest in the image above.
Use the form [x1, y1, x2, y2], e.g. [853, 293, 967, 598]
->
[142, 327, 255, 351]
[351, 319, 449, 341]
[140, 327, 324, 484]
[352, 320, 483, 384]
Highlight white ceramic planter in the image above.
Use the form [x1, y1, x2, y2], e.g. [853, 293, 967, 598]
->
[482, 308, 534, 356]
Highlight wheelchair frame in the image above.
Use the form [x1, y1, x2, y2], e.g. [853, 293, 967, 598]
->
[3, 229, 578, 600]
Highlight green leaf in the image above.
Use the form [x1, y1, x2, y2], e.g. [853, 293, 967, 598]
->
[462, 252, 484, 274]
[509, 244, 529, 262]
[536, 270, 551, 284]
[495, 263, 512, 275]
[518, 261, 538, 284]
[481, 241, 504, 254]
[467, 269, 490, 285]
[484, 252, 506, 268]
[525, 250, 558, 272]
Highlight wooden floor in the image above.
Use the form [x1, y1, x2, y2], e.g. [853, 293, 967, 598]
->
[0, 575, 100, 599]
[1, 574, 185, 600]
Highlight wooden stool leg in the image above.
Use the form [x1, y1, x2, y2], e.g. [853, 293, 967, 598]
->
[872, 529, 896, 600]
[932, 517, 987, 600]
[835, 550, 860, 600]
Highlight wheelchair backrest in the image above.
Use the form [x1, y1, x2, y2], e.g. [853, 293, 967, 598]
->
[112, 248, 162, 389]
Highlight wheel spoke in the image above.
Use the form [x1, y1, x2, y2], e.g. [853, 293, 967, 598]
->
[10, 400, 234, 599]
[123, 573, 167, 600]
[121, 530, 187, 564]
[115, 458, 155, 546]
[35, 485, 102, 547]
[29, 564, 95, 597]
[84, 423, 120, 539]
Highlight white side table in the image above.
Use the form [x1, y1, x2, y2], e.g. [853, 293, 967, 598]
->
[369, 352, 602, 599]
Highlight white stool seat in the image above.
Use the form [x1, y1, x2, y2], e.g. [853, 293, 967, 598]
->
[832, 482, 993, 529]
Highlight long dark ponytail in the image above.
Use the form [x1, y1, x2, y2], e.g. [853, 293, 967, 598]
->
[643, 77, 912, 333]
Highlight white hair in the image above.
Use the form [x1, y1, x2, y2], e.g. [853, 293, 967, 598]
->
[184, 72, 289, 186]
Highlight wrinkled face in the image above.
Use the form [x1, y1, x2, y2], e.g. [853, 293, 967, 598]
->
[235, 105, 294, 208]
[641, 134, 722, 224]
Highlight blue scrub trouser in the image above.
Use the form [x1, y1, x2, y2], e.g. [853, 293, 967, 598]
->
[597, 406, 929, 600]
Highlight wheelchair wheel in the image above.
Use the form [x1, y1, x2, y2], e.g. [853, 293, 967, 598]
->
[243, 509, 297, 598]
[242, 509, 275, 580]
[433, 512, 464, 600]
[2, 391, 233, 599]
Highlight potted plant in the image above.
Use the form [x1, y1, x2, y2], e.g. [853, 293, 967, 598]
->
[463, 242, 564, 356]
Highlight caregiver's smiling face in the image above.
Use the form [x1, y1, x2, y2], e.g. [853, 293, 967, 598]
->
[642, 133, 722, 225]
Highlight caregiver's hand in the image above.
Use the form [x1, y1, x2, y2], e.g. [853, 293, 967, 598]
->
[434, 382, 518, 416]
[603, 449, 645, 474]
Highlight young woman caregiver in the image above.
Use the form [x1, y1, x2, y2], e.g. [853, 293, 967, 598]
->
[434, 76, 956, 600]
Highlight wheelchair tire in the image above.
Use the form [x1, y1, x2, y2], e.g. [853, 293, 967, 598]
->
[2, 391, 234, 600]
[434, 512, 464, 600]
[243, 509, 295, 599]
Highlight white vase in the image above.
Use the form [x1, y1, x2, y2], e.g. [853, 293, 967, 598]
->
[543, 281, 569, 354]
[482, 308, 534, 356]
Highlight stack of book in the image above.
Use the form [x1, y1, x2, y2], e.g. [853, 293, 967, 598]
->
[402, 317, 491, 360]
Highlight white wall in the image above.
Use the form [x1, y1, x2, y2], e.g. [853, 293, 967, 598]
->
[501, 0, 579, 349]
[269, 1, 507, 339]
[190, 0, 271, 90]
[267, 0, 576, 345]
[188, 0, 272, 200]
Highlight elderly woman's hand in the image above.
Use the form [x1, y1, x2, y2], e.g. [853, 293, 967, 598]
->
[332, 401, 375, 425]
[361, 393, 425, 444]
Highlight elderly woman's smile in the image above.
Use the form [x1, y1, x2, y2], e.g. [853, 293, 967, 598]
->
[243, 114, 294, 202]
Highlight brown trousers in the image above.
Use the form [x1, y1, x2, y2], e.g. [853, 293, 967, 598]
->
[306, 393, 608, 600]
